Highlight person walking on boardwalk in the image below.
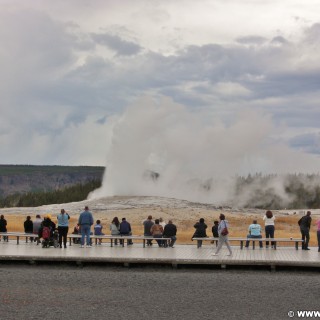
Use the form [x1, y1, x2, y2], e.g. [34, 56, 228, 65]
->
[78, 206, 94, 248]
[192, 218, 207, 248]
[315, 217, 320, 252]
[57, 209, 70, 248]
[298, 211, 312, 250]
[110, 217, 120, 245]
[163, 219, 177, 248]
[212, 214, 232, 256]
[263, 210, 275, 248]
[143, 215, 154, 246]
[0, 215, 8, 241]
[245, 219, 263, 249]
[24, 216, 34, 243]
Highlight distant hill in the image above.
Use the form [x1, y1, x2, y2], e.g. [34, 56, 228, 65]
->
[0, 165, 105, 198]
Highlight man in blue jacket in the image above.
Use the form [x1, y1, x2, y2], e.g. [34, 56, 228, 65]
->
[119, 218, 133, 245]
[78, 206, 94, 248]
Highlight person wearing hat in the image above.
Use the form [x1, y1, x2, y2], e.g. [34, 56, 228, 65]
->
[39, 214, 56, 239]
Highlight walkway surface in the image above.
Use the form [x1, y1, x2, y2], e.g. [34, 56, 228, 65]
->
[0, 240, 319, 269]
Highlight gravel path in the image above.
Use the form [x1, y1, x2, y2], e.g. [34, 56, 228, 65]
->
[0, 264, 319, 320]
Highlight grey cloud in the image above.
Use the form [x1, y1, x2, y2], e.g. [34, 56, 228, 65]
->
[2, 6, 320, 164]
[236, 35, 267, 45]
[91, 33, 142, 56]
[303, 23, 320, 43]
[271, 36, 289, 45]
[289, 133, 320, 154]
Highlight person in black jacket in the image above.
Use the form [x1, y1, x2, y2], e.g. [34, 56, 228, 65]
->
[192, 218, 207, 248]
[211, 220, 219, 247]
[163, 220, 177, 248]
[0, 215, 8, 241]
[24, 216, 34, 242]
[298, 211, 312, 250]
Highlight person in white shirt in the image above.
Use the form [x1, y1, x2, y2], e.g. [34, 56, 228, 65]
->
[263, 210, 275, 248]
[159, 217, 166, 228]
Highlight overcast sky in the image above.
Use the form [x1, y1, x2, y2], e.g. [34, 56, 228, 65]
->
[1, 0, 320, 169]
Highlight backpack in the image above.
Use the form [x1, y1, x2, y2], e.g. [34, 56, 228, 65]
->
[42, 226, 51, 239]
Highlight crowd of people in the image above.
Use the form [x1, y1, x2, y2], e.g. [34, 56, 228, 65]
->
[0, 208, 319, 253]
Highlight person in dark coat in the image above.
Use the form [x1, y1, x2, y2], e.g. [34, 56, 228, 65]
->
[163, 219, 177, 248]
[298, 211, 312, 250]
[119, 218, 133, 245]
[211, 220, 219, 246]
[192, 218, 207, 248]
[0, 215, 8, 241]
[143, 215, 154, 246]
[39, 214, 56, 239]
[24, 215, 34, 242]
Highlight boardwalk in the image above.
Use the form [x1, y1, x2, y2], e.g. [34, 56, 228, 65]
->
[0, 240, 319, 269]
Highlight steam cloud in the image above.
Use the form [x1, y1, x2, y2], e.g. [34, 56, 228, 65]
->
[90, 96, 320, 206]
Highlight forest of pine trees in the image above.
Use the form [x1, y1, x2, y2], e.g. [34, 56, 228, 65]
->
[0, 179, 101, 208]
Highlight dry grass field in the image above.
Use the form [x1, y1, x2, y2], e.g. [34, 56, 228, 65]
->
[3, 207, 319, 246]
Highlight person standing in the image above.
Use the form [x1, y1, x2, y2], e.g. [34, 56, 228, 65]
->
[163, 219, 177, 248]
[315, 217, 320, 252]
[212, 214, 232, 256]
[192, 218, 207, 248]
[143, 215, 154, 246]
[24, 216, 34, 242]
[0, 215, 8, 241]
[299, 211, 312, 250]
[57, 209, 70, 248]
[263, 210, 275, 248]
[78, 206, 94, 248]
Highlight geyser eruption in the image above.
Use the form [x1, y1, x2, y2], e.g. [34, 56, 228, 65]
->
[90, 96, 320, 206]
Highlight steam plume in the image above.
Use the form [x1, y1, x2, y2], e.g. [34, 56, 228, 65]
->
[90, 96, 320, 206]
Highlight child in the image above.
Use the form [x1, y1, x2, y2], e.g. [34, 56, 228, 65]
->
[94, 220, 104, 244]
[211, 220, 219, 246]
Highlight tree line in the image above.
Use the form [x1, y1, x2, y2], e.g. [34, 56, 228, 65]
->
[0, 179, 101, 208]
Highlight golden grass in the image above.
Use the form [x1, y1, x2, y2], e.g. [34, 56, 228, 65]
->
[3, 213, 318, 246]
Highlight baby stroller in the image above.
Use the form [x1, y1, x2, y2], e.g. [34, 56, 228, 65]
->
[41, 226, 59, 248]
